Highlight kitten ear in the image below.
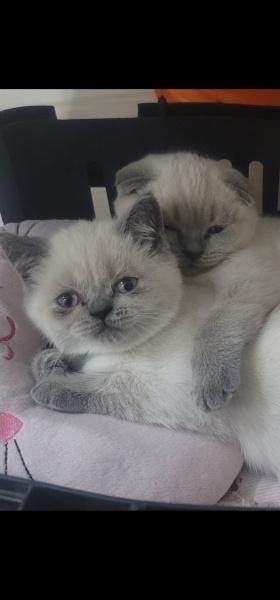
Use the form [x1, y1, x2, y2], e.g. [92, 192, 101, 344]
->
[0, 232, 49, 285]
[222, 166, 256, 206]
[115, 155, 156, 197]
[118, 196, 164, 252]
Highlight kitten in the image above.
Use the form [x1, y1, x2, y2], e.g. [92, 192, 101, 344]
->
[2, 196, 280, 480]
[115, 152, 280, 412]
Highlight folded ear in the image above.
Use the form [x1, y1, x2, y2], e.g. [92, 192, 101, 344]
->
[0, 232, 49, 285]
[118, 195, 164, 252]
[115, 155, 157, 197]
[221, 165, 256, 206]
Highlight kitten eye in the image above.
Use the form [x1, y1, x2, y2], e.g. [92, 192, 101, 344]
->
[115, 277, 138, 294]
[56, 292, 80, 308]
[165, 224, 178, 233]
[206, 225, 225, 237]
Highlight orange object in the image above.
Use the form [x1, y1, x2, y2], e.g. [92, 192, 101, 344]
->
[155, 89, 280, 106]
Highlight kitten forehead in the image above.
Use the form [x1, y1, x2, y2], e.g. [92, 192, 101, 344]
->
[163, 199, 213, 224]
[127, 152, 253, 218]
[40, 220, 148, 291]
[155, 154, 234, 208]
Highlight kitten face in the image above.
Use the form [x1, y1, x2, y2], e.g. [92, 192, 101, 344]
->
[1, 198, 182, 356]
[115, 152, 258, 274]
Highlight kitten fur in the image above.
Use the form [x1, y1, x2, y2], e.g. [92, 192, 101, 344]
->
[115, 152, 280, 411]
[115, 152, 258, 273]
[2, 197, 280, 480]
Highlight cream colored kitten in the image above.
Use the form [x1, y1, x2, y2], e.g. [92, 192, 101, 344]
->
[115, 152, 280, 412]
[115, 152, 258, 273]
[2, 197, 280, 480]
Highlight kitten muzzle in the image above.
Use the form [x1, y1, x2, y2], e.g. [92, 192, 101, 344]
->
[89, 305, 113, 321]
[181, 235, 205, 261]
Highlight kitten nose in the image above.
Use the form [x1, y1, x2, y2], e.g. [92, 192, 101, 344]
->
[89, 304, 112, 321]
[184, 247, 203, 260]
[182, 239, 204, 260]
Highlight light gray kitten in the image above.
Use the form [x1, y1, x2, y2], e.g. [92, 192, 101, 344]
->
[115, 152, 280, 412]
[2, 196, 280, 480]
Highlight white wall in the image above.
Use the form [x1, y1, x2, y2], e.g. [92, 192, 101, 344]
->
[0, 89, 155, 119]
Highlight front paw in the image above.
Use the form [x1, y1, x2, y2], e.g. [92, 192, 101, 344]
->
[31, 380, 89, 413]
[31, 381, 56, 409]
[31, 348, 68, 382]
[192, 360, 240, 412]
[31, 380, 69, 411]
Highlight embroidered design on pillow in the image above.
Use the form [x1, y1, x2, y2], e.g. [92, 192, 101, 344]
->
[0, 316, 16, 361]
[0, 413, 33, 479]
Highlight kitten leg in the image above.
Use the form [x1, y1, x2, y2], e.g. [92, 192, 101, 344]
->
[31, 378, 91, 413]
[192, 251, 280, 412]
[30, 372, 141, 419]
[192, 293, 278, 411]
[30, 371, 165, 427]
[192, 316, 242, 412]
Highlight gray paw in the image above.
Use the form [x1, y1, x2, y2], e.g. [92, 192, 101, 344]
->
[31, 348, 68, 382]
[31, 380, 89, 413]
[192, 359, 240, 412]
[31, 380, 63, 410]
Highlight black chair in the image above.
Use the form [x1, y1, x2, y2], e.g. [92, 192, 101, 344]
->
[1, 101, 280, 225]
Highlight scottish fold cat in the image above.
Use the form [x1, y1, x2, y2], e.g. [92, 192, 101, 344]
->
[2, 197, 280, 480]
[115, 152, 280, 411]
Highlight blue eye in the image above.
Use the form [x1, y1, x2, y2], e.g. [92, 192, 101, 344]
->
[115, 277, 138, 294]
[56, 293, 80, 308]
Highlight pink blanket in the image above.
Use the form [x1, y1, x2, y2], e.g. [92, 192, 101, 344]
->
[1, 219, 276, 508]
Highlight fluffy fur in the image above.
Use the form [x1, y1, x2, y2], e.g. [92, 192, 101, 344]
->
[115, 152, 258, 273]
[2, 197, 280, 480]
[115, 152, 280, 411]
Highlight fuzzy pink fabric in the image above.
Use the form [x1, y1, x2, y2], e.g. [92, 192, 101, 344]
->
[0, 220, 246, 506]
